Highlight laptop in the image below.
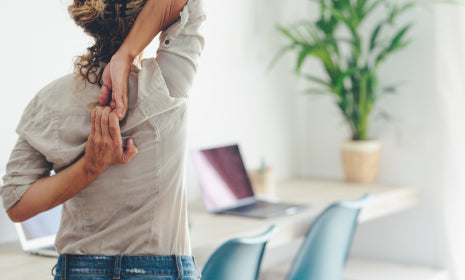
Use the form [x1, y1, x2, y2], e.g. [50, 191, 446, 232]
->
[14, 204, 61, 257]
[192, 144, 309, 219]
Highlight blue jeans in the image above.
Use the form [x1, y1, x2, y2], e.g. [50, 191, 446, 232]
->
[53, 254, 200, 280]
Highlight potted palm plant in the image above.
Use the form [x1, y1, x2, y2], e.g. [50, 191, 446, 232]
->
[275, 0, 418, 184]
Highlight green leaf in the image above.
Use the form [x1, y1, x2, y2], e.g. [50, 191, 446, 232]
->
[364, 0, 383, 16]
[335, 69, 356, 94]
[370, 22, 384, 50]
[389, 24, 412, 51]
[376, 24, 412, 66]
[277, 25, 300, 44]
[398, 2, 416, 14]
[268, 45, 295, 70]
[301, 22, 325, 45]
[303, 74, 332, 88]
[387, 2, 416, 25]
[324, 6, 358, 36]
[356, 0, 369, 12]
[296, 47, 310, 71]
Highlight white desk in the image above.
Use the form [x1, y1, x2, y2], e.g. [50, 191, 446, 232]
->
[189, 178, 420, 264]
[0, 178, 420, 280]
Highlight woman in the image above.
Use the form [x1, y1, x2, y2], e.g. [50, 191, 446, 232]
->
[1, 0, 205, 278]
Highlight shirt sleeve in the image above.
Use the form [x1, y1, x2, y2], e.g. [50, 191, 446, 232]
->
[156, 0, 206, 98]
[1, 136, 52, 211]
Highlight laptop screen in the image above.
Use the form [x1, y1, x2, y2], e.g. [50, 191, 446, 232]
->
[192, 144, 255, 212]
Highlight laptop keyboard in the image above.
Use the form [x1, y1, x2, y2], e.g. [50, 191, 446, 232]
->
[233, 200, 284, 213]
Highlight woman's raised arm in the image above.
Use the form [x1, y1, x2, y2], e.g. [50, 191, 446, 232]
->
[99, 0, 188, 119]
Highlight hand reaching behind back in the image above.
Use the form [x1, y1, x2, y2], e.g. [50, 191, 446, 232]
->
[99, 52, 133, 120]
[84, 106, 138, 176]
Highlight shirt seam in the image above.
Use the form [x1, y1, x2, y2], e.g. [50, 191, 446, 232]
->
[56, 117, 71, 165]
[144, 117, 160, 253]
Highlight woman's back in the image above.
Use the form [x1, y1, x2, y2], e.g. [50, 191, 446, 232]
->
[15, 57, 190, 255]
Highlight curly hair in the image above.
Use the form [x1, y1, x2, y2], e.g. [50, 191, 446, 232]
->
[69, 0, 147, 85]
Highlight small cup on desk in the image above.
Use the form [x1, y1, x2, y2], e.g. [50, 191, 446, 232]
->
[248, 167, 277, 200]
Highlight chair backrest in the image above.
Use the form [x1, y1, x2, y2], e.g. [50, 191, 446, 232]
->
[201, 225, 278, 280]
[287, 194, 372, 280]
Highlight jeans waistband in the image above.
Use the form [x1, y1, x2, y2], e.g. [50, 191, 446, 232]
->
[54, 254, 198, 279]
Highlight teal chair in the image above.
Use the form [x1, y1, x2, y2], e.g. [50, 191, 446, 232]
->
[286, 194, 372, 280]
[201, 225, 278, 280]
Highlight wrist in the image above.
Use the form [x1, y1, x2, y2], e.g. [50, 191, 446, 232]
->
[115, 45, 138, 65]
[81, 157, 106, 180]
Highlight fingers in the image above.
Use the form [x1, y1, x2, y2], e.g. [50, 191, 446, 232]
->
[94, 107, 103, 144]
[99, 85, 111, 106]
[99, 65, 112, 106]
[121, 88, 128, 120]
[90, 106, 137, 165]
[109, 111, 122, 146]
[100, 107, 111, 140]
[111, 51, 130, 120]
[110, 100, 116, 110]
[90, 108, 97, 139]
[112, 82, 128, 121]
[121, 138, 138, 163]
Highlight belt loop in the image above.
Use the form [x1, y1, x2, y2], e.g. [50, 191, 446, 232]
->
[176, 255, 184, 280]
[51, 263, 57, 276]
[113, 254, 122, 280]
[61, 255, 67, 280]
[113, 254, 122, 279]
[192, 257, 202, 279]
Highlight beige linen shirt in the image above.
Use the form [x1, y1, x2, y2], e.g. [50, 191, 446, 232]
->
[1, 0, 205, 256]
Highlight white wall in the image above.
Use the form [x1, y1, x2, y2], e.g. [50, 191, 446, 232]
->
[350, 8, 447, 267]
[0, 0, 298, 243]
[282, 1, 446, 268]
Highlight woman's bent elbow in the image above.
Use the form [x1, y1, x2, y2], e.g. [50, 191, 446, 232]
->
[7, 212, 22, 223]
[6, 205, 28, 223]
